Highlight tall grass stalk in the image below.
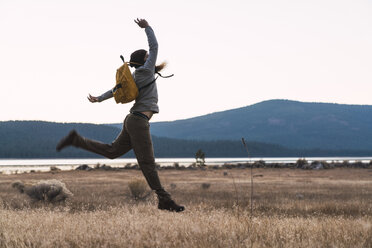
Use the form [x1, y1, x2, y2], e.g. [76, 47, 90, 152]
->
[242, 137, 254, 247]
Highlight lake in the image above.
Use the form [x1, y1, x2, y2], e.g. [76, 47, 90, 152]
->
[1, 157, 372, 174]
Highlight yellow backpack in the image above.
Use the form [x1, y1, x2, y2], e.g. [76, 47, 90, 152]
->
[112, 55, 173, 104]
[112, 56, 139, 104]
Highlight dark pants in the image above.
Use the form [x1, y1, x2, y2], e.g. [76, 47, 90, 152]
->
[73, 113, 170, 200]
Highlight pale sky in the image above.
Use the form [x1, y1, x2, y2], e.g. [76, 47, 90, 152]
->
[0, 0, 371, 124]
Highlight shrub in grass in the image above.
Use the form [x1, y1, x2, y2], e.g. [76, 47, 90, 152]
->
[201, 183, 211, 190]
[253, 160, 266, 168]
[50, 166, 61, 172]
[353, 160, 365, 168]
[342, 160, 350, 167]
[12, 179, 73, 203]
[296, 158, 308, 169]
[195, 149, 206, 167]
[128, 179, 150, 200]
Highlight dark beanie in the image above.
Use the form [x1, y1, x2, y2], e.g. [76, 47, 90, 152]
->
[130, 49, 147, 68]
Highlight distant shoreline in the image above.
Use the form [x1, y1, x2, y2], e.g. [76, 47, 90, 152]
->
[1, 157, 371, 174]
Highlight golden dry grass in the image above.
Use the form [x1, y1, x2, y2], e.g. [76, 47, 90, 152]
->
[0, 168, 371, 247]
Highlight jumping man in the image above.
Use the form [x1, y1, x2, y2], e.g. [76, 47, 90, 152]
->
[56, 18, 184, 212]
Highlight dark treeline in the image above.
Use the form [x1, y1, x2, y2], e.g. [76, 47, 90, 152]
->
[1, 121, 372, 158]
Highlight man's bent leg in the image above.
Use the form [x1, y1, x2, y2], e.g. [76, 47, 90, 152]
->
[125, 114, 171, 199]
[126, 114, 185, 212]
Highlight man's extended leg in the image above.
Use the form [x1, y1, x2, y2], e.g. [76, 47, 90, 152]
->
[56, 119, 132, 159]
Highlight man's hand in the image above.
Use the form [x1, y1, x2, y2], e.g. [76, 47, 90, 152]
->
[134, 18, 149, 28]
[87, 94, 100, 103]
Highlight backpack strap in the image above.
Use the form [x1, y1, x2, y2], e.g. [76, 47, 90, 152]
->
[112, 83, 122, 93]
[136, 72, 174, 91]
[156, 72, 174, 78]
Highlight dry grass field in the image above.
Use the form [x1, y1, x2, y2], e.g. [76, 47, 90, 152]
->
[0, 167, 371, 247]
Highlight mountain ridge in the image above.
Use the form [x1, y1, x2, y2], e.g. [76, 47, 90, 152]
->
[144, 99, 372, 150]
[2, 99, 372, 158]
[1, 118, 372, 158]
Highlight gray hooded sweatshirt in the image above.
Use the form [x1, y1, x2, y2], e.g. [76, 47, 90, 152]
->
[98, 26, 159, 113]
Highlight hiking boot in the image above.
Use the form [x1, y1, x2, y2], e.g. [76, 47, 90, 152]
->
[56, 130, 78, 152]
[158, 199, 185, 212]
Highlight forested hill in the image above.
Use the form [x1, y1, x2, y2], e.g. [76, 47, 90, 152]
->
[147, 100, 372, 150]
[0, 121, 119, 158]
[1, 121, 371, 158]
